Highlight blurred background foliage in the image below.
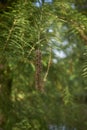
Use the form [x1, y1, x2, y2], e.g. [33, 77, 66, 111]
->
[0, 0, 87, 130]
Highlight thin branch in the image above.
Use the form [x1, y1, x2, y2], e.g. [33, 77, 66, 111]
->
[3, 19, 17, 51]
[43, 47, 52, 82]
[58, 16, 87, 44]
[77, 28, 87, 44]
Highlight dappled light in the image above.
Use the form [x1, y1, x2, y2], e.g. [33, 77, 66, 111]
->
[0, 0, 87, 130]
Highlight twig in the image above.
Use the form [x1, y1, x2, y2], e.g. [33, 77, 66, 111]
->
[43, 47, 52, 82]
[3, 19, 16, 51]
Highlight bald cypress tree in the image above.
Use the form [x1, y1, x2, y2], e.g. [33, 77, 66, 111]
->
[0, 0, 87, 129]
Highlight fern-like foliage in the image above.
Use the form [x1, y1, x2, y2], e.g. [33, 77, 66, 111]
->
[82, 46, 87, 78]
[0, 1, 56, 65]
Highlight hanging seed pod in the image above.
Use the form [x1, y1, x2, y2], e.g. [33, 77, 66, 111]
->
[35, 49, 43, 91]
